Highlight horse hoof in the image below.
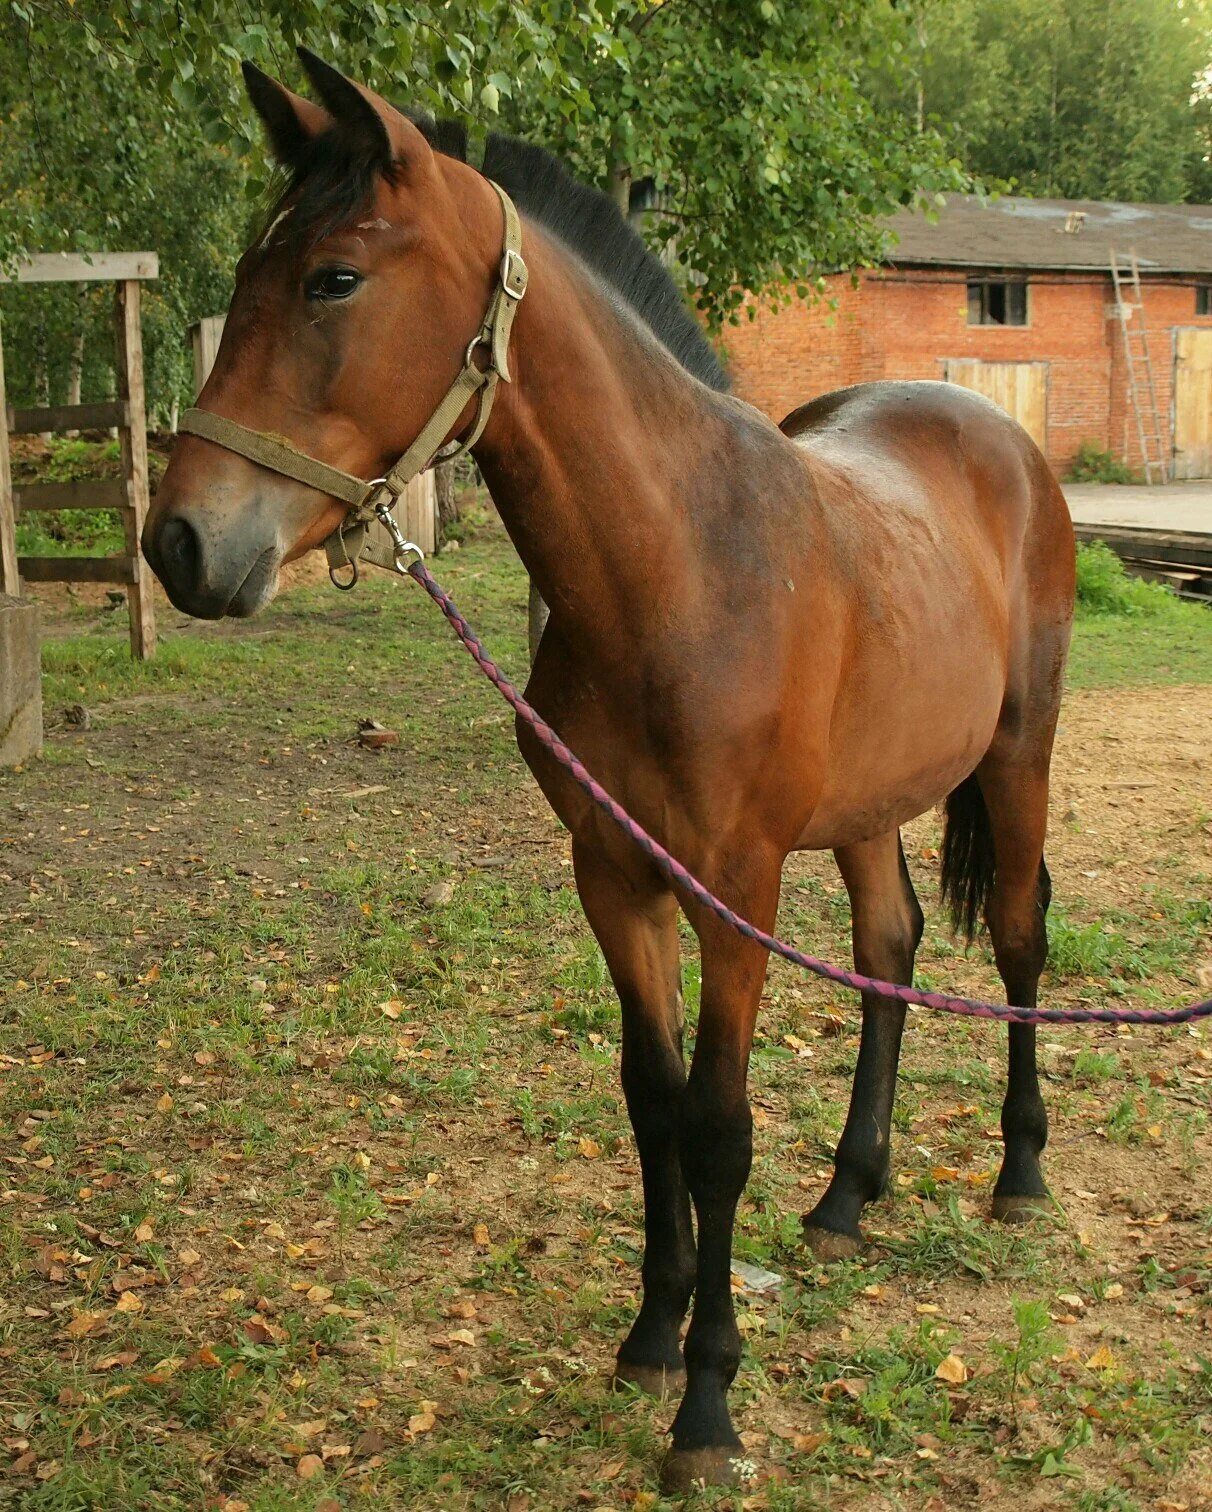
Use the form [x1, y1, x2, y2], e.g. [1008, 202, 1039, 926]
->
[991, 1192, 1052, 1225]
[660, 1445, 749, 1494]
[802, 1222, 865, 1260]
[611, 1361, 686, 1399]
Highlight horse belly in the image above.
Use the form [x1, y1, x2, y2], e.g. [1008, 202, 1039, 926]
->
[794, 627, 1006, 851]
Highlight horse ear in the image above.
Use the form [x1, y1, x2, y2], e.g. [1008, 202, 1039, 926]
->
[296, 48, 432, 174]
[242, 61, 331, 168]
[296, 49, 393, 169]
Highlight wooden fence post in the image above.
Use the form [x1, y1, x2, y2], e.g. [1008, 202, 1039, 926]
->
[0, 318, 19, 598]
[190, 315, 225, 397]
[114, 280, 156, 659]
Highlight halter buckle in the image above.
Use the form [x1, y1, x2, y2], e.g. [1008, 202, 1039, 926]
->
[500, 248, 528, 301]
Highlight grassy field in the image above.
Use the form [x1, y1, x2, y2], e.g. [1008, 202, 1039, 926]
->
[2, 511, 1210, 1510]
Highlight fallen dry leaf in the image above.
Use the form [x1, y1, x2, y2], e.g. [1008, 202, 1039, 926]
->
[792, 1430, 827, 1453]
[934, 1353, 968, 1385]
[95, 1350, 139, 1371]
[1085, 1345, 1117, 1371]
[63, 1311, 107, 1340]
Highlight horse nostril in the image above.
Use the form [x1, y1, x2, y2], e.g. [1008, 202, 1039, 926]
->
[159, 515, 201, 591]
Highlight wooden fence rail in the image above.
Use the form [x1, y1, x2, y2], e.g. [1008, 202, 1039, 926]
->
[0, 253, 158, 658]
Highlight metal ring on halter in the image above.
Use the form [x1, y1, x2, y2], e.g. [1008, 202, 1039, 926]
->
[464, 333, 493, 371]
[329, 556, 359, 591]
[392, 540, 426, 574]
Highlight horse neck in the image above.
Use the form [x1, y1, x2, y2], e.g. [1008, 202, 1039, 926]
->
[471, 227, 741, 651]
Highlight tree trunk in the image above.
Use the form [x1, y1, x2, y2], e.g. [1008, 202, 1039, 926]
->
[35, 332, 52, 444]
[65, 318, 85, 437]
[435, 458, 458, 545]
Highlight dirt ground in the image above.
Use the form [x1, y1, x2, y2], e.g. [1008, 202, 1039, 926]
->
[2, 530, 1211, 1510]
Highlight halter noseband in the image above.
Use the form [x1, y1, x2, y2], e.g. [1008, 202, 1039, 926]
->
[176, 180, 527, 587]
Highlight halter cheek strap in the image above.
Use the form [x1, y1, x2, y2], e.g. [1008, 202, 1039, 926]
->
[176, 180, 527, 586]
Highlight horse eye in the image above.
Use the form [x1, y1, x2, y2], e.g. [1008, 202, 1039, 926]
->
[305, 267, 363, 302]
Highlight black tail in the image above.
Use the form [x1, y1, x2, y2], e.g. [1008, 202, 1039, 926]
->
[940, 774, 996, 941]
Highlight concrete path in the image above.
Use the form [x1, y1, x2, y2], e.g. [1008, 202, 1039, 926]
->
[1063, 481, 1212, 536]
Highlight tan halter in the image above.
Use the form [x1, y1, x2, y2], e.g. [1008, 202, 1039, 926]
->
[177, 180, 527, 586]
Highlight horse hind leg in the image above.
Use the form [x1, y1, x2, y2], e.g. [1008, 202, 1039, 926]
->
[803, 831, 922, 1258]
[943, 755, 1054, 1221]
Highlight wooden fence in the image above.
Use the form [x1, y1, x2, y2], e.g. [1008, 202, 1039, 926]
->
[0, 252, 159, 659]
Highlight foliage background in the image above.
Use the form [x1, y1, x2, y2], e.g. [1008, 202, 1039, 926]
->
[1, 0, 1210, 419]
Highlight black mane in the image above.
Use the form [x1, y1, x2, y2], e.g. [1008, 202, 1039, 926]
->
[269, 114, 728, 394]
[419, 119, 728, 393]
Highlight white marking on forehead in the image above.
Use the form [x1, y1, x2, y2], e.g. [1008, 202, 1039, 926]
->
[259, 206, 293, 251]
[356, 217, 393, 232]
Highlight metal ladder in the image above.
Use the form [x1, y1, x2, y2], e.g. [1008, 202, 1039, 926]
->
[1109, 248, 1168, 483]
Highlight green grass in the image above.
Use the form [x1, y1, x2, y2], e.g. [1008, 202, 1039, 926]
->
[2, 512, 1210, 1508]
[1068, 542, 1212, 687]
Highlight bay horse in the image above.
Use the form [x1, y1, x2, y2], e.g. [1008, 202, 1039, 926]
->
[142, 52, 1075, 1492]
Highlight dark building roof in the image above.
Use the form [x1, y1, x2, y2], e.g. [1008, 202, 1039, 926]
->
[885, 193, 1212, 275]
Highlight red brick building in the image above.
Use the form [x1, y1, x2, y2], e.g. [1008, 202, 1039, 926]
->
[722, 194, 1212, 479]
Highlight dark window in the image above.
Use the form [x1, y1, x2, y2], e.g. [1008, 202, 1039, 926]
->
[967, 280, 1028, 326]
[1197, 285, 1212, 316]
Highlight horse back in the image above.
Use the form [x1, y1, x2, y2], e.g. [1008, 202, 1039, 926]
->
[780, 379, 1074, 621]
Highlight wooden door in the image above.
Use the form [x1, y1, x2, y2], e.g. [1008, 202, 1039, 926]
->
[1173, 328, 1212, 479]
[943, 359, 1048, 452]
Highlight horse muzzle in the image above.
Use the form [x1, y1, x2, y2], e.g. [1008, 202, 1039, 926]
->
[142, 504, 282, 619]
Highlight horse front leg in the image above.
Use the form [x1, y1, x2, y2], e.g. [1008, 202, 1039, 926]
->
[662, 858, 780, 1494]
[572, 839, 695, 1394]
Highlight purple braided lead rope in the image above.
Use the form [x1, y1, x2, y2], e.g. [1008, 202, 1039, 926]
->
[407, 560, 1212, 1029]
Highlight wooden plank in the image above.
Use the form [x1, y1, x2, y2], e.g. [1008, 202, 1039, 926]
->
[7, 400, 129, 435]
[0, 252, 159, 286]
[190, 316, 226, 396]
[114, 280, 156, 659]
[1173, 327, 1212, 479]
[13, 479, 128, 513]
[400, 471, 437, 557]
[18, 555, 136, 584]
[1072, 522, 1212, 568]
[0, 321, 18, 597]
